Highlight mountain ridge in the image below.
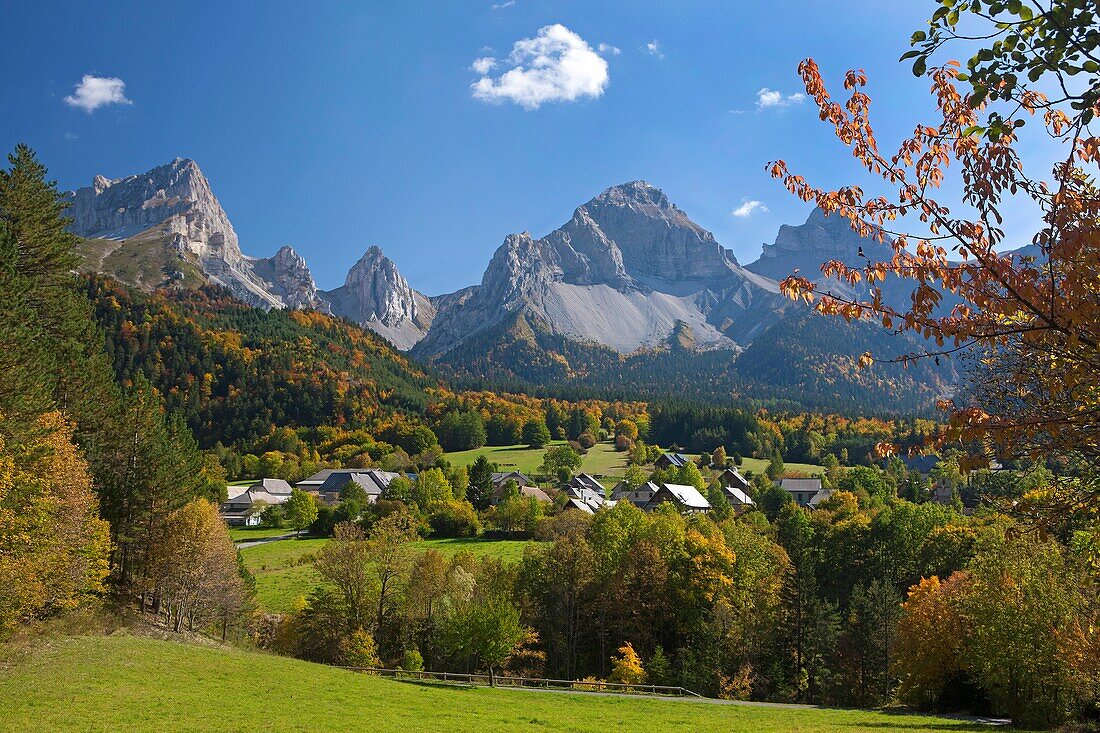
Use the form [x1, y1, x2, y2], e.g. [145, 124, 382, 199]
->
[65, 158, 953, 412]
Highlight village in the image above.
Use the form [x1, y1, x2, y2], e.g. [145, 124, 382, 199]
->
[218, 448, 966, 529]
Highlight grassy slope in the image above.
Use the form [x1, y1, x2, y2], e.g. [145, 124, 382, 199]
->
[738, 457, 825, 478]
[241, 538, 538, 612]
[0, 635, 1001, 733]
[229, 526, 295, 541]
[240, 538, 328, 612]
[444, 442, 822, 483]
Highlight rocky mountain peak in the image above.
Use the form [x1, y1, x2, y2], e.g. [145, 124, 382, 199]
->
[324, 246, 435, 350]
[250, 245, 330, 313]
[590, 180, 672, 210]
[65, 157, 240, 261]
[747, 208, 884, 282]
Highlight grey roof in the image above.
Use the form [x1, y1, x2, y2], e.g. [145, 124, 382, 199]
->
[297, 468, 341, 486]
[563, 497, 596, 514]
[252, 478, 293, 495]
[491, 471, 533, 487]
[718, 468, 750, 489]
[780, 478, 823, 493]
[563, 484, 605, 511]
[649, 483, 710, 511]
[317, 469, 401, 496]
[722, 486, 755, 506]
[570, 473, 606, 496]
[221, 487, 289, 511]
[807, 489, 835, 508]
[492, 483, 552, 504]
[899, 455, 939, 474]
[659, 452, 690, 468]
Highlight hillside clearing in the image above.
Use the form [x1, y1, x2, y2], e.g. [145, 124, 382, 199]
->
[240, 537, 538, 612]
[0, 635, 1007, 733]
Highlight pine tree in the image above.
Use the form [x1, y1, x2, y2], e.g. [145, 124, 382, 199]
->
[467, 455, 495, 511]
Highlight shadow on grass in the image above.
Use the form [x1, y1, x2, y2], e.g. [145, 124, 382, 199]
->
[385, 678, 482, 692]
[845, 719, 1008, 732]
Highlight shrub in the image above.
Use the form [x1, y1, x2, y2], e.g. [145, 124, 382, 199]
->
[428, 500, 482, 538]
[340, 629, 381, 668]
[402, 649, 424, 672]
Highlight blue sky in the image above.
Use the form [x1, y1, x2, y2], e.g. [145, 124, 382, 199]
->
[0, 1, 1051, 295]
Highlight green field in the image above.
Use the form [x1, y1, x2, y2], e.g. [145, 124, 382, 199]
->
[241, 537, 539, 612]
[240, 538, 328, 612]
[738, 457, 825, 478]
[445, 441, 564, 476]
[446, 441, 631, 481]
[0, 634, 1006, 733]
[229, 526, 296, 541]
[412, 537, 540, 563]
[444, 442, 822, 484]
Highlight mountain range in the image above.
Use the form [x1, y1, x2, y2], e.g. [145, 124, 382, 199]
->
[64, 158, 952, 412]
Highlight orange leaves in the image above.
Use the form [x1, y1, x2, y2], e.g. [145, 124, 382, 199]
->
[857, 351, 875, 369]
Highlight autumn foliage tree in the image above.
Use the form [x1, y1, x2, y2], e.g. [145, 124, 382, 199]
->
[150, 498, 251, 634]
[767, 5, 1100, 515]
[0, 413, 111, 633]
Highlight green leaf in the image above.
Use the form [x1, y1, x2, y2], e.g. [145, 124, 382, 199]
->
[913, 57, 928, 76]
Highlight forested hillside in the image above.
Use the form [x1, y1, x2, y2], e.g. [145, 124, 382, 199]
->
[432, 308, 951, 415]
[85, 277, 439, 448]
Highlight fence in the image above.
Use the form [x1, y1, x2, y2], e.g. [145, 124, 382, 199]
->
[339, 666, 703, 698]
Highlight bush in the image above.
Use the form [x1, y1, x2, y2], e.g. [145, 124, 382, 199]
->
[428, 500, 482, 538]
[578, 432, 597, 449]
[340, 629, 381, 668]
[614, 434, 634, 452]
[260, 503, 285, 528]
[402, 649, 424, 672]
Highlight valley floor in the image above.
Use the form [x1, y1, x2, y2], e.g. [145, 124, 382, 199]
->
[0, 634, 1014, 733]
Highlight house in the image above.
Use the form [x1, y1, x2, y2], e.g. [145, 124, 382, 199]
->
[296, 468, 341, 492]
[655, 452, 691, 470]
[314, 469, 401, 505]
[716, 484, 755, 512]
[219, 478, 293, 526]
[569, 473, 606, 497]
[644, 483, 711, 514]
[562, 497, 596, 514]
[562, 483, 606, 513]
[611, 480, 660, 509]
[898, 454, 939, 476]
[491, 484, 552, 506]
[716, 468, 751, 492]
[779, 478, 833, 509]
[491, 471, 534, 491]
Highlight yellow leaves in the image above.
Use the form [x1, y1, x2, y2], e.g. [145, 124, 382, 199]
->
[858, 351, 875, 369]
[0, 412, 110, 631]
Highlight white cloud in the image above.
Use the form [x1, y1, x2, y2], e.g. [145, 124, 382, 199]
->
[755, 87, 804, 110]
[471, 56, 497, 74]
[491, 0, 515, 8]
[64, 74, 132, 113]
[598, 42, 620, 56]
[64, 131, 80, 141]
[732, 199, 769, 218]
[643, 40, 664, 59]
[471, 24, 610, 110]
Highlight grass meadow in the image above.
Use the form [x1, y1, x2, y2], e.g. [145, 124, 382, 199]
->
[0, 634, 1009, 733]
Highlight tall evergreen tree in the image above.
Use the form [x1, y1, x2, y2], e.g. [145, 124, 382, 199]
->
[467, 455, 495, 511]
